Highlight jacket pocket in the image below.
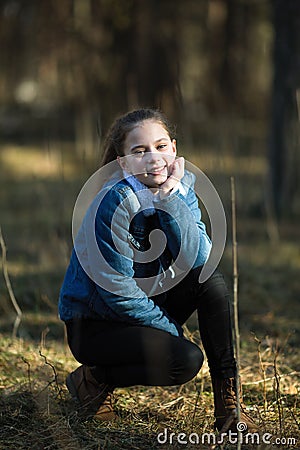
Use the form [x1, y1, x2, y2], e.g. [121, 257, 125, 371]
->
[88, 288, 114, 320]
[88, 288, 101, 314]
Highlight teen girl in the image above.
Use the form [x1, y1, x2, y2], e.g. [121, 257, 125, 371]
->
[59, 108, 257, 432]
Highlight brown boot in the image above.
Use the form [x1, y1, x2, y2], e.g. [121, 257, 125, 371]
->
[66, 365, 116, 421]
[212, 377, 258, 434]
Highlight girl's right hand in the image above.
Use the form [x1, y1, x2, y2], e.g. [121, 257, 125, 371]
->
[159, 157, 185, 198]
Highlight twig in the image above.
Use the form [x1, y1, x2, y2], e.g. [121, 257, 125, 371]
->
[191, 388, 201, 429]
[39, 350, 64, 402]
[39, 350, 59, 388]
[231, 177, 241, 449]
[22, 357, 32, 392]
[242, 370, 299, 386]
[253, 335, 268, 412]
[273, 345, 283, 436]
[0, 226, 22, 338]
[291, 409, 300, 431]
[158, 396, 185, 410]
[40, 326, 50, 350]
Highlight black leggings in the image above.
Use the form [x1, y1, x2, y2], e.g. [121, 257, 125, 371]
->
[66, 268, 236, 387]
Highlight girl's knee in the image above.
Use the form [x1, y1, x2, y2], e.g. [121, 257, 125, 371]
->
[173, 341, 204, 385]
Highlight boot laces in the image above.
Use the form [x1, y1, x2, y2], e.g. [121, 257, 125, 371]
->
[222, 378, 238, 411]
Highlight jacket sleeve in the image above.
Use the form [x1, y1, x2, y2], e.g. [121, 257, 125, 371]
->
[154, 172, 212, 269]
[86, 188, 183, 337]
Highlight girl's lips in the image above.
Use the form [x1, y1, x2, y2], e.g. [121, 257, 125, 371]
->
[147, 166, 166, 175]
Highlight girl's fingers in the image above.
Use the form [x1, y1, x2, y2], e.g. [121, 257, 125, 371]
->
[160, 157, 185, 195]
[171, 157, 185, 181]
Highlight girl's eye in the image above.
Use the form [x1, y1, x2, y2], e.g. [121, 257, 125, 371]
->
[157, 144, 167, 150]
[133, 150, 145, 156]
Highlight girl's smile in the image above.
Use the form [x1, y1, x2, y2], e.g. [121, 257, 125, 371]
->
[146, 164, 167, 177]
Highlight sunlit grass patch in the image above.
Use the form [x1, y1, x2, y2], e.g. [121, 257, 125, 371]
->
[0, 144, 82, 180]
[186, 149, 267, 177]
[0, 333, 299, 449]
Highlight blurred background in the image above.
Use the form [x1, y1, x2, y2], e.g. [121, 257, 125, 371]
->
[0, 0, 299, 345]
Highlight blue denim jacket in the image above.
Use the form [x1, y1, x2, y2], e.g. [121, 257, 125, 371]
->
[58, 170, 211, 337]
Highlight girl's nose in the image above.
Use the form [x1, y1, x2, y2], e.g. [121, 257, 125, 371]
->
[145, 149, 161, 162]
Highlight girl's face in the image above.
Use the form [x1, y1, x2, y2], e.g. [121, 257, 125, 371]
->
[118, 120, 177, 189]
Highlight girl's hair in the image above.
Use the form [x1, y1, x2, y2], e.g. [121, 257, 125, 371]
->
[101, 108, 176, 166]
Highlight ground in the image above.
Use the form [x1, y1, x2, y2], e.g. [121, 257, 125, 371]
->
[0, 329, 299, 449]
[0, 142, 299, 449]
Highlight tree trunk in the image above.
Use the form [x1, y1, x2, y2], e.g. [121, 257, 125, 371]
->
[269, 0, 300, 219]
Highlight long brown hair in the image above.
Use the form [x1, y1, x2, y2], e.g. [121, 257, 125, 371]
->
[100, 108, 176, 166]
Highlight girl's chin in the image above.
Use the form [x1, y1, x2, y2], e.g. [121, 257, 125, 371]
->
[139, 173, 167, 187]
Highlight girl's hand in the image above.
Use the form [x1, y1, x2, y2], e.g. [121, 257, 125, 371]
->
[159, 157, 185, 198]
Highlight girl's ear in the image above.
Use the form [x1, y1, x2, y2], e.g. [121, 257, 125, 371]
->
[172, 139, 177, 155]
[117, 155, 128, 171]
[117, 155, 124, 168]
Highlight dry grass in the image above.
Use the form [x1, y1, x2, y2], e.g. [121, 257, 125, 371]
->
[0, 329, 299, 450]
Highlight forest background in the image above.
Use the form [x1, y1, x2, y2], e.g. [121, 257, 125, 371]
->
[0, 1, 299, 449]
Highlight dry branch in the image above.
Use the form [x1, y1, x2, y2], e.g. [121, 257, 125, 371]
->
[231, 177, 241, 449]
[0, 225, 22, 338]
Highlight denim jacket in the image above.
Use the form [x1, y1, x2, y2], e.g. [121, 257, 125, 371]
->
[58, 170, 211, 337]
